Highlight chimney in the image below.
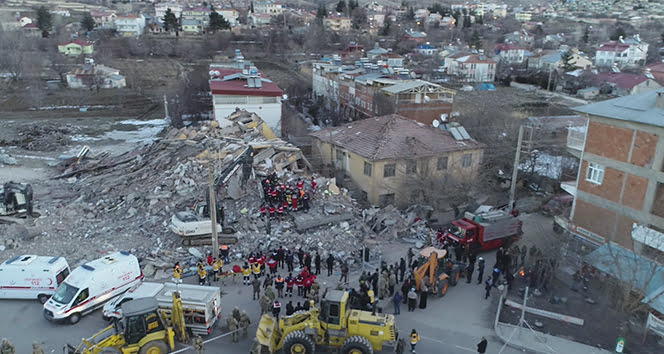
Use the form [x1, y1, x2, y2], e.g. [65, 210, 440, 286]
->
[656, 91, 664, 109]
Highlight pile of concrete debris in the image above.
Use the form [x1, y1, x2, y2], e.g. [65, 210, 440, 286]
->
[0, 111, 436, 274]
[15, 123, 76, 151]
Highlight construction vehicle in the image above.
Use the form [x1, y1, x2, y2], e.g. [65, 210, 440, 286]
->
[254, 289, 403, 354]
[65, 291, 188, 354]
[438, 209, 522, 252]
[413, 247, 454, 298]
[170, 146, 254, 246]
[0, 181, 37, 224]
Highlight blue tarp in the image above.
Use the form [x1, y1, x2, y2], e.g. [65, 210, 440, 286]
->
[475, 83, 496, 91]
[585, 244, 664, 313]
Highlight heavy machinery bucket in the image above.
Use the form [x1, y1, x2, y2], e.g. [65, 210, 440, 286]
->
[255, 313, 278, 353]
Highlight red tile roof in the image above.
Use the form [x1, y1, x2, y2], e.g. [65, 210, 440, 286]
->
[310, 114, 484, 160]
[61, 39, 93, 47]
[593, 72, 649, 90]
[495, 43, 524, 51]
[597, 41, 630, 52]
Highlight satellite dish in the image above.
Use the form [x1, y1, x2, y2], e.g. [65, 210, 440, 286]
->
[432, 119, 440, 128]
[440, 114, 448, 122]
[424, 95, 430, 102]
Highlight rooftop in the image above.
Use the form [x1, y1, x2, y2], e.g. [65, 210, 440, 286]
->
[209, 68, 283, 97]
[593, 72, 651, 90]
[310, 114, 483, 161]
[61, 39, 93, 47]
[572, 90, 664, 128]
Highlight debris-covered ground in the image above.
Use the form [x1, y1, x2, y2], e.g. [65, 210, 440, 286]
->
[0, 111, 435, 277]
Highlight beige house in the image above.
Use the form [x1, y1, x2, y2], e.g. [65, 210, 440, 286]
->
[310, 114, 485, 207]
[323, 16, 352, 32]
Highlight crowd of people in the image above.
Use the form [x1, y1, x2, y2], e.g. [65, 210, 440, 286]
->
[259, 174, 316, 223]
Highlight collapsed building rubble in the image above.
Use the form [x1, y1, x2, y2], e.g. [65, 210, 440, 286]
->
[0, 110, 437, 276]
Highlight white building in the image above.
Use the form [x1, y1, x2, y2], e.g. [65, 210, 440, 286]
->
[254, 1, 285, 16]
[209, 66, 284, 136]
[444, 51, 496, 82]
[494, 43, 526, 64]
[595, 35, 649, 69]
[155, 2, 183, 23]
[114, 14, 146, 37]
[216, 9, 239, 26]
[66, 59, 126, 89]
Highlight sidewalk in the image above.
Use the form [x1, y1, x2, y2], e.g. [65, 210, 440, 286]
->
[495, 322, 613, 354]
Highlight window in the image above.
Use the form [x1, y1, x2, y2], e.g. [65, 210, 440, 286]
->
[379, 193, 395, 206]
[383, 164, 395, 178]
[406, 161, 417, 174]
[363, 162, 372, 176]
[462, 154, 472, 167]
[586, 162, 604, 184]
[437, 157, 448, 170]
[336, 149, 344, 166]
[73, 288, 89, 306]
[56, 268, 70, 285]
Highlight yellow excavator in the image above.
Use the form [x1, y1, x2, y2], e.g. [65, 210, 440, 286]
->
[254, 290, 403, 354]
[65, 292, 189, 354]
[413, 247, 453, 297]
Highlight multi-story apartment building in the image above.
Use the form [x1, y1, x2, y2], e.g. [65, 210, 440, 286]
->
[566, 90, 664, 258]
[595, 35, 648, 68]
[444, 52, 496, 82]
[114, 14, 146, 37]
[494, 43, 526, 64]
[254, 1, 286, 15]
[155, 2, 183, 23]
[323, 16, 352, 32]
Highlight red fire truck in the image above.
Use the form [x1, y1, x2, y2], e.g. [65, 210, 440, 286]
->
[438, 209, 523, 252]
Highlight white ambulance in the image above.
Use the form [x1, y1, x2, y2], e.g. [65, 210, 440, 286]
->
[43, 251, 143, 324]
[0, 255, 71, 303]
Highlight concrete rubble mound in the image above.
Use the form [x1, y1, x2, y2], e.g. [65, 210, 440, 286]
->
[0, 110, 435, 274]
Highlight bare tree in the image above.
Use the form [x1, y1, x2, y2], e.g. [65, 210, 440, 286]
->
[0, 31, 27, 81]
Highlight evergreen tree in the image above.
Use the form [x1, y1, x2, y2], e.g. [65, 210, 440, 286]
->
[81, 13, 95, 33]
[560, 51, 576, 72]
[470, 30, 481, 49]
[406, 7, 415, 20]
[209, 8, 230, 32]
[250, 1, 254, 13]
[582, 27, 589, 44]
[163, 8, 179, 32]
[36, 6, 52, 38]
[349, 0, 358, 11]
[609, 27, 626, 41]
[335, 0, 346, 13]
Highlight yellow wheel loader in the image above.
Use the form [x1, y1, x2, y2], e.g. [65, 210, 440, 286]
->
[254, 290, 404, 354]
[65, 292, 189, 354]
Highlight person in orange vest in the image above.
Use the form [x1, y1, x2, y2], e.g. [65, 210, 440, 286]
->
[410, 329, 421, 353]
[220, 244, 230, 263]
[173, 262, 183, 281]
[275, 274, 285, 297]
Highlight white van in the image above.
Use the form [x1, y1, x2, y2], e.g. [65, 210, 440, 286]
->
[43, 251, 143, 324]
[0, 255, 71, 303]
[102, 282, 222, 335]
[102, 282, 163, 320]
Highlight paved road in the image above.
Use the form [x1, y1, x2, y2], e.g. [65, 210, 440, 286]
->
[0, 214, 552, 353]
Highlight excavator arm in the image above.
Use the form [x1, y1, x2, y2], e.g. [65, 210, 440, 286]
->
[414, 247, 447, 291]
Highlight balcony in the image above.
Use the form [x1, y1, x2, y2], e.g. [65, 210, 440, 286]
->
[567, 126, 586, 157]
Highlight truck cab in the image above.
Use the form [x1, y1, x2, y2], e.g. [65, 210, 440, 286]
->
[440, 210, 522, 252]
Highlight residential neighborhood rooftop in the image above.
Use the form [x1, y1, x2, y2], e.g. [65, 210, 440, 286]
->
[572, 90, 664, 128]
[310, 114, 484, 160]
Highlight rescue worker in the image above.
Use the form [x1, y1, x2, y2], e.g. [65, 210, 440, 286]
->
[173, 262, 183, 281]
[302, 192, 310, 212]
[295, 274, 304, 297]
[267, 256, 278, 275]
[368, 287, 376, 315]
[252, 262, 261, 279]
[388, 270, 397, 296]
[220, 244, 230, 263]
[410, 329, 421, 353]
[310, 281, 321, 303]
[242, 262, 251, 285]
[311, 176, 317, 194]
[239, 310, 251, 337]
[286, 250, 294, 272]
[227, 315, 239, 343]
[277, 204, 284, 222]
[286, 301, 294, 315]
[340, 262, 349, 283]
[197, 263, 208, 286]
[252, 277, 261, 300]
[259, 294, 272, 314]
[232, 307, 241, 323]
[272, 300, 282, 320]
[285, 272, 295, 297]
[477, 257, 485, 284]
[379, 272, 389, 300]
[0, 338, 15, 354]
[268, 204, 276, 219]
[263, 274, 273, 290]
[192, 335, 204, 354]
[303, 274, 314, 298]
[275, 274, 285, 298]
[212, 257, 223, 282]
[326, 253, 334, 276]
[31, 342, 45, 354]
[314, 252, 321, 275]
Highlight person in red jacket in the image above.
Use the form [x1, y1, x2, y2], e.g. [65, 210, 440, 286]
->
[285, 273, 295, 297]
[260, 204, 267, 218]
[297, 178, 304, 190]
[207, 253, 214, 266]
[268, 204, 276, 219]
[311, 176, 317, 194]
[303, 274, 314, 297]
[291, 193, 298, 211]
[295, 274, 304, 297]
[258, 254, 266, 276]
[300, 266, 310, 280]
[248, 253, 256, 266]
[277, 205, 284, 223]
[267, 256, 278, 275]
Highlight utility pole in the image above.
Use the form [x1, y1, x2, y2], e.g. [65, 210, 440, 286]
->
[509, 125, 524, 211]
[209, 164, 219, 259]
